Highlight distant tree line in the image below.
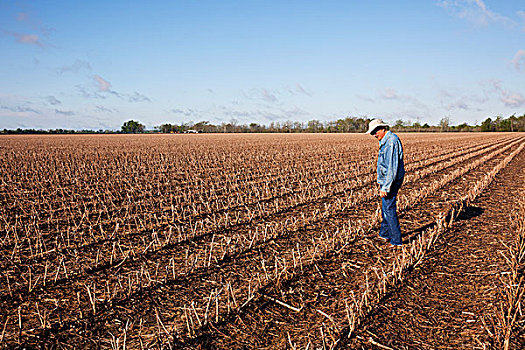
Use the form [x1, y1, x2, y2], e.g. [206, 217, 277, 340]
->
[154, 114, 525, 133]
[155, 118, 372, 133]
[2, 114, 524, 134]
[478, 115, 524, 132]
[0, 128, 112, 134]
[0, 119, 146, 135]
[121, 120, 145, 133]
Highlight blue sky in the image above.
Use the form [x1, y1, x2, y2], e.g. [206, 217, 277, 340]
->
[1, 0, 524, 130]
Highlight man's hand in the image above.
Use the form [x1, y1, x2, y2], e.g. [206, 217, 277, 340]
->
[380, 190, 388, 198]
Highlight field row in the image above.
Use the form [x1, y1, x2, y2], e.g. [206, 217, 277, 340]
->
[0, 136, 518, 304]
[0, 133, 522, 348]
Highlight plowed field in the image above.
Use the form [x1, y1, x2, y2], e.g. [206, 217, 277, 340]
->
[0, 133, 524, 349]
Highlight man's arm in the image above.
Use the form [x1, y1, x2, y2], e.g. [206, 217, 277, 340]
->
[379, 140, 400, 194]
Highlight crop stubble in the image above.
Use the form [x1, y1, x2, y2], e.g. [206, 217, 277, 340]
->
[0, 133, 523, 349]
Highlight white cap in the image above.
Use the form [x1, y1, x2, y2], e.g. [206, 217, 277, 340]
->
[366, 119, 389, 134]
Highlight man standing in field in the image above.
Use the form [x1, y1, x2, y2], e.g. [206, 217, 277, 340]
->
[366, 119, 405, 246]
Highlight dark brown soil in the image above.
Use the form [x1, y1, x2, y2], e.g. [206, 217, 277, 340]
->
[346, 145, 525, 349]
[192, 140, 525, 350]
[2, 134, 523, 349]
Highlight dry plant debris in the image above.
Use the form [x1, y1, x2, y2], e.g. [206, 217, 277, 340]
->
[0, 132, 523, 349]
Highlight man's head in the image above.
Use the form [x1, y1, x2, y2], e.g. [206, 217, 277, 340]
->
[366, 119, 389, 140]
[372, 127, 388, 140]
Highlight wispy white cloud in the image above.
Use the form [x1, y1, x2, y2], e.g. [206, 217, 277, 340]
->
[166, 103, 312, 124]
[445, 100, 470, 111]
[76, 85, 107, 99]
[244, 85, 311, 103]
[15, 11, 54, 37]
[378, 88, 428, 109]
[1, 105, 41, 114]
[46, 95, 61, 105]
[95, 105, 117, 113]
[221, 105, 310, 123]
[500, 91, 525, 107]
[294, 83, 312, 96]
[3, 10, 54, 47]
[439, 89, 454, 99]
[277, 105, 311, 119]
[127, 92, 151, 103]
[491, 80, 525, 107]
[355, 94, 375, 103]
[77, 75, 151, 103]
[381, 88, 399, 99]
[241, 88, 278, 103]
[94, 75, 112, 92]
[55, 109, 75, 116]
[490, 80, 502, 91]
[3, 31, 44, 47]
[438, 88, 488, 112]
[57, 60, 92, 74]
[511, 49, 525, 70]
[261, 89, 278, 102]
[437, 0, 515, 27]
[170, 108, 197, 117]
[285, 83, 313, 97]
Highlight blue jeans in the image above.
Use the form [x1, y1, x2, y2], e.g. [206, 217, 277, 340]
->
[379, 180, 403, 245]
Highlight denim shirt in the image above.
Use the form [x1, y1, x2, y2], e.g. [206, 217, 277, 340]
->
[377, 131, 405, 193]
